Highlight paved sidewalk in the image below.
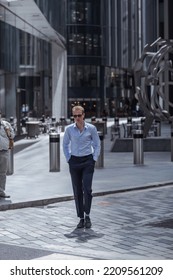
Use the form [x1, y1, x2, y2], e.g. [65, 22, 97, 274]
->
[0, 119, 173, 210]
[0, 119, 173, 260]
[0, 185, 173, 259]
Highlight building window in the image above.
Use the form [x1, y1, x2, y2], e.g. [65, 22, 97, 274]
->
[67, 1, 100, 25]
[67, 26, 101, 56]
[68, 32, 85, 55]
[20, 31, 35, 66]
[85, 33, 92, 55]
[68, 2, 84, 24]
[68, 65, 100, 87]
[105, 67, 133, 89]
[67, 1, 101, 56]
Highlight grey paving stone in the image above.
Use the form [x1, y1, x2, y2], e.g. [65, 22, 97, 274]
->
[0, 173, 173, 259]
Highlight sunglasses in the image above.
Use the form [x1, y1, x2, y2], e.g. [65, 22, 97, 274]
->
[73, 114, 83, 118]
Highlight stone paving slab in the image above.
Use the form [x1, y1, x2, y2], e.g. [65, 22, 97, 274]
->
[0, 185, 173, 260]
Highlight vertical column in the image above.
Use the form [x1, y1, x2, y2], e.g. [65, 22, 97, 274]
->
[49, 133, 60, 172]
[133, 129, 144, 165]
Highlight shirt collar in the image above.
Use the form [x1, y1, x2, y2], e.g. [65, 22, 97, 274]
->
[73, 121, 88, 129]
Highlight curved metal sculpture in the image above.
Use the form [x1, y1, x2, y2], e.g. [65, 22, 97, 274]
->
[133, 37, 173, 137]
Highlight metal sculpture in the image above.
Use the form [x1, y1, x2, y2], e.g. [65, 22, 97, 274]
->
[133, 37, 173, 137]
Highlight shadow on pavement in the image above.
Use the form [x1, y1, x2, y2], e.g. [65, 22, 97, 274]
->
[64, 228, 104, 243]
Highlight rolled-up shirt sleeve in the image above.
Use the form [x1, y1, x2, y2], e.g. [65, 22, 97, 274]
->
[91, 126, 101, 162]
[63, 128, 71, 162]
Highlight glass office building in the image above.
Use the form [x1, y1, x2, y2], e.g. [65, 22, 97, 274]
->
[0, 0, 66, 133]
[38, 0, 159, 118]
[0, 0, 173, 132]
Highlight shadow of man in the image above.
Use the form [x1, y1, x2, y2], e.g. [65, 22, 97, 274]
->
[64, 227, 104, 243]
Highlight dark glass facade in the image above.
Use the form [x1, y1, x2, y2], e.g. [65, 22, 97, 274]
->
[66, 0, 102, 117]
[0, 22, 18, 73]
[0, 2, 53, 133]
[65, 0, 156, 117]
[34, 0, 66, 37]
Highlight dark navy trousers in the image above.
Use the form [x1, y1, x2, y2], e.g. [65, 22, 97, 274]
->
[69, 154, 95, 219]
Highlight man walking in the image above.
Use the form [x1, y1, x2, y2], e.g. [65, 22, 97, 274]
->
[63, 106, 100, 228]
[0, 111, 15, 198]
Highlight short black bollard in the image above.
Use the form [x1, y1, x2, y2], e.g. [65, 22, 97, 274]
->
[95, 131, 104, 168]
[49, 132, 60, 172]
[133, 129, 144, 165]
[140, 117, 145, 130]
[60, 116, 66, 132]
[126, 116, 132, 137]
[127, 116, 132, 124]
[51, 116, 56, 127]
[7, 149, 14, 175]
[155, 120, 161, 136]
[70, 116, 74, 123]
[102, 117, 107, 134]
[114, 117, 119, 126]
[91, 116, 96, 122]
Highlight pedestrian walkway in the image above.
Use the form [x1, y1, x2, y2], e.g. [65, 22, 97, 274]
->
[0, 118, 173, 260]
[0, 185, 173, 259]
[0, 118, 173, 210]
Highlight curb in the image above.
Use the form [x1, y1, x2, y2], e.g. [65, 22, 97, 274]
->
[0, 181, 173, 211]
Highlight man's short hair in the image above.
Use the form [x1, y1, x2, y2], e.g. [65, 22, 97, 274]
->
[72, 105, 85, 113]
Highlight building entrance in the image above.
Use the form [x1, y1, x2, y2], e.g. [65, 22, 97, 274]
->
[68, 98, 101, 118]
